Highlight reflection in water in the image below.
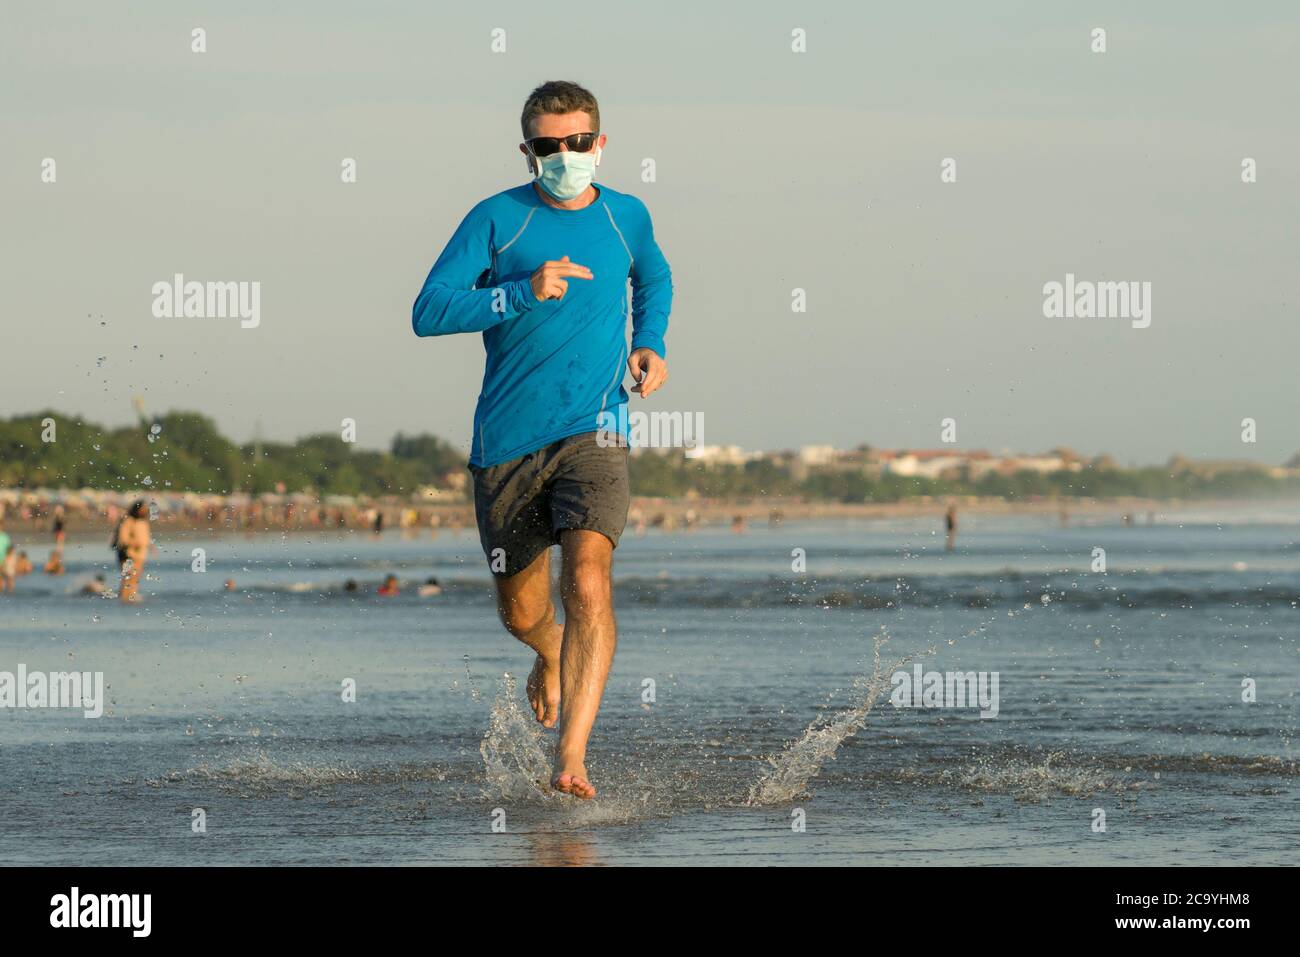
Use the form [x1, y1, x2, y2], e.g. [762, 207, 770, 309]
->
[527, 829, 599, 867]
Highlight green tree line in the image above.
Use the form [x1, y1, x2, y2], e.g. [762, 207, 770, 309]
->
[628, 452, 1300, 501]
[1, 412, 1296, 501]
[0, 411, 464, 497]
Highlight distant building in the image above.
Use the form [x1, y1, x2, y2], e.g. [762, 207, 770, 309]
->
[995, 454, 1077, 475]
[797, 445, 837, 466]
[684, 444, 760, 467]
[884, 450, 972, 479]
[785, 444, 837, 480]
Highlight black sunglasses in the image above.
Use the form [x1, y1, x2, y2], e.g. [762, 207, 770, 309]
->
[525, 132, 599, 156]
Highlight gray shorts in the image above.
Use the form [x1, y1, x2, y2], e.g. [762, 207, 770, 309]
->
[470, 431, 630, 578]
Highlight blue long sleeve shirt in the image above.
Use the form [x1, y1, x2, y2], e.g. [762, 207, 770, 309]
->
[413, 182, 673, 468]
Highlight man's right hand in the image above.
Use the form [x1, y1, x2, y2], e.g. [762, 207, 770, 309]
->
[530, 255, 593, 302]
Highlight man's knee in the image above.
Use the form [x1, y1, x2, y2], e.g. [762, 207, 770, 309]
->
[561, 562, 612, 617]
[498, 599, 555, 641]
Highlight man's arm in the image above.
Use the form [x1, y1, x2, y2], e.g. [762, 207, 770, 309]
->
[628, 200, 672, 358]
[412, 206, 538, 337]
[626, 199, 672, 397]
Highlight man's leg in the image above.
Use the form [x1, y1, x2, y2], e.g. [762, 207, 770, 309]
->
[552, 529, 616, 799]
[494, 548, 563, 727]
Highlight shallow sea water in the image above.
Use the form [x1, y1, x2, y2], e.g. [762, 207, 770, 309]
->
[0, 507, 1295, 865]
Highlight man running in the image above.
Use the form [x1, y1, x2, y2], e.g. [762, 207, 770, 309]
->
[412, 80, 672, 798]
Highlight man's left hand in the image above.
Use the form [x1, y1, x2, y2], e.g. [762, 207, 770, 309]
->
[628, 348, 668, 399]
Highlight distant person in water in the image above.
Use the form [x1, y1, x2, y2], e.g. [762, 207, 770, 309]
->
[373, 512, 385, 535]
[15, 551, 33, 576]
[418, 576, 442, 597]
[945, 505, 958, 551]
[0, 544, 16, 593]
[52, 506, 67, 548]
[223, 579, 237, 592]
[344, 578, 359, 593]
[0, 525, 11, 592]
[44, 550, 65, 575]
[113, 500, 153, 603]
[81, 574, 107, 595]
[378, 574, 400, 597]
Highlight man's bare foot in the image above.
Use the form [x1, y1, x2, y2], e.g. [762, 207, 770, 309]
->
[551, 763, 596, 800]
[525, 653, 560, 728]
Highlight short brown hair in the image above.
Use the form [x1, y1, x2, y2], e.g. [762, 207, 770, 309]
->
[520, 80, 600, 139]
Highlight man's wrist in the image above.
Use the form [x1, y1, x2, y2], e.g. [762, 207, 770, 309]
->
[630, 336, 665, 360]
[508, 278, 539, 313]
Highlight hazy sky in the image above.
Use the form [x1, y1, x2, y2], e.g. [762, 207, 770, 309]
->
[2, 1, 1297, 465]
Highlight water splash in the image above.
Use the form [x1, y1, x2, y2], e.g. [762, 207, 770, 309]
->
[479, 673, 555, 801]
[477, 674, 670, 822]
[747, 630, 908, 805]
[894, 750, 1117, 802]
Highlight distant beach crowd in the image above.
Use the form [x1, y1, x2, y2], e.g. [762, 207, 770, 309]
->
[0, 486, 1176, 602]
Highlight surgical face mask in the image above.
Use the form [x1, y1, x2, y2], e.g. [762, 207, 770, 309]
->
[531, 147, 600, 201]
